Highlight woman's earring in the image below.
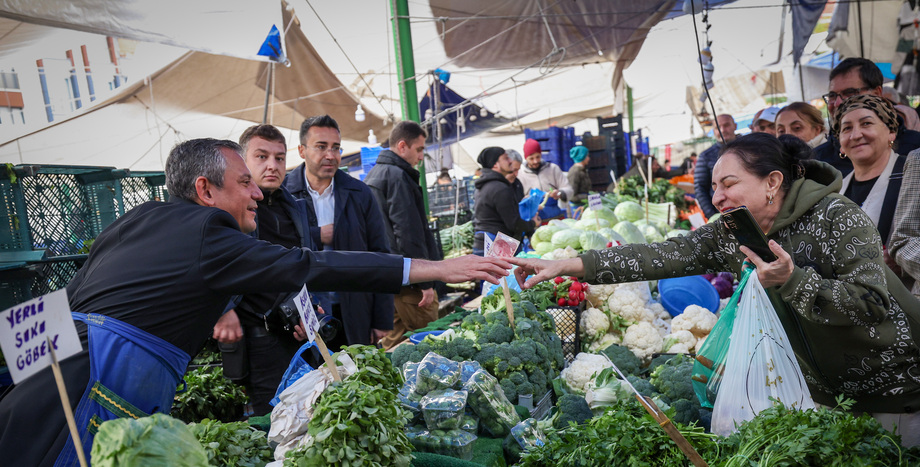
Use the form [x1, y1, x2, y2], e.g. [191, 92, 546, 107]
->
[889, 140, 894, 148]
[767, 193, 774, 205]
[839, 152, 847, 159]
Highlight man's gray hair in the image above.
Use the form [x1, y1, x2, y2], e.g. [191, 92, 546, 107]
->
[505, 149, 523, 163]
[165, 138, 242, 201]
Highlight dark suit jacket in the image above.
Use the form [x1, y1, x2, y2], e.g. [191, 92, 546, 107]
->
[284, 165, 396, 344]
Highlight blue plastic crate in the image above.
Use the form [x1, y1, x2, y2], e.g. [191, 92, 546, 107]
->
[360, 146, 382, 166]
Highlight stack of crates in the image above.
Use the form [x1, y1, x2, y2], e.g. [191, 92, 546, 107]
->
[524, 127, 578, 171]
[582, 134, 614, 192]
[0, 165, 168, 309]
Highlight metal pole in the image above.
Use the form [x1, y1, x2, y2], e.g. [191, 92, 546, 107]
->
[856, 0, 865, 58]
[391, 0, 429, 215]
[262, 63, 273, 124]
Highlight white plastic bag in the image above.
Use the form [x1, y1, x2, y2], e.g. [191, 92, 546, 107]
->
[711, 272, 816, 436]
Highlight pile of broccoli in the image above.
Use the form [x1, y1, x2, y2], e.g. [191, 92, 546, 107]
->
[392, 301, 565, 403]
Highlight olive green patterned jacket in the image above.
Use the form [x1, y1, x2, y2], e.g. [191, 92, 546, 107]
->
[582, 160, 920, 413]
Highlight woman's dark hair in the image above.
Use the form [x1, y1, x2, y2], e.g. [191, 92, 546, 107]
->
[719, 133, 812, 192]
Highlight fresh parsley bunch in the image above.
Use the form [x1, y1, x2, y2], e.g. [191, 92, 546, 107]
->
[172, 365, 248, 423]
[187, 419, 272, 467]
[283, 379, 413, 467]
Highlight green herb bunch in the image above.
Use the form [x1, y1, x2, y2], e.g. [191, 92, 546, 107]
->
[283, 379, 413, 467]
[338, 344, 403, 391]
[187, 419, 273, 467]
[172, 365, 248, 423]
[720, 396, 920, 466]
[519, 400, 720, 467]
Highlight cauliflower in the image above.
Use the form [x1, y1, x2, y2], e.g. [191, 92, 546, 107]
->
[662, 330, 696, 354]
[695, 334, 708, 353]
[542, 246, 579, 260]
[580, 307, 610, 343]
[652, 316, 671, 338]
[671, 305, 718, 339]
[586, 332, 622, 352]
[648, 302, 671, 321]
[623, 321, 663, 362]
[585, 283, 617, 307]
[561, 352, 612, 394]
[606, 282, 656, 324]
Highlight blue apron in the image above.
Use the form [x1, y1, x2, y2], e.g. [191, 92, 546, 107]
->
[54, 313, 191, 466]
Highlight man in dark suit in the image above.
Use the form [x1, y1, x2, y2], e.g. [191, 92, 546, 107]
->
[0, 138, 512, 466]
[284, 115, 394, 348]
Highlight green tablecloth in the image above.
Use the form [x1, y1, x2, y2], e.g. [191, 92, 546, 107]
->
[411, 436, 506, 467]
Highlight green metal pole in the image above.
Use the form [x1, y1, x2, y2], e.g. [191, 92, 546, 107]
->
[390, 0, 429, 215]
[626, 85, 635, 133]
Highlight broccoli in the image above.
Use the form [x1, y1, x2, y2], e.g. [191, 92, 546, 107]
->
[649, 354, 695, 404]
[484, 310, 510, 327]
[550, 394, 593, 430]
[527, 367, 547, 395]
[648, 353, 678, 373]
[507, 371, 534, 397]
[477, 320, 514, 346]
[511, 338, 539, 372]
[391, 343, 416, 370]
[669, 398, 702, 426]
[601, 344, 642, 377]
[475, 343, 501, 373]
[461, 312, 486, 331]
[625, 375, 656, 398]
[546, 335, 565, 370]
[440, 337, 478, 361]
[500, 378, 518, 404]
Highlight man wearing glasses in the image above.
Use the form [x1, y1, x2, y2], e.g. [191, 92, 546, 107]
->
[817, 57, 920, 177]
[284, 115, 394, 349]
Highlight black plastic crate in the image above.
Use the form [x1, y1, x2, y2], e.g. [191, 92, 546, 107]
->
[545, 305, 582, 365]
[0, 168, 30, 252]
[0, 254, 87, 309]
[428, 182, 472, 218]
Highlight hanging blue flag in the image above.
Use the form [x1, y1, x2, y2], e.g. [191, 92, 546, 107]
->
[258, 25, 286, 62]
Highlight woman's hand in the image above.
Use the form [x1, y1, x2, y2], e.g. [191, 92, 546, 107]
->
[740, 240, 793, 288]
[508, 257, 584, 289]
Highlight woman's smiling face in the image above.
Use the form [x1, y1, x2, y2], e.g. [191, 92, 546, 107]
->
[838, 108, 896, 167]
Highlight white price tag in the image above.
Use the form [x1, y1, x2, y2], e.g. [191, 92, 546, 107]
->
[292, 285, 319, 343]
[0, 289, 82, 383]
[588, 193, 602, 211]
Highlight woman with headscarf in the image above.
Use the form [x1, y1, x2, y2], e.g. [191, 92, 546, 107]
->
[509, 133, 920, 445]
[775, 102, 827, 148]
[836, 95, 907, 250]
[566, 145, 592, 204]
[472, 147, 539, 255]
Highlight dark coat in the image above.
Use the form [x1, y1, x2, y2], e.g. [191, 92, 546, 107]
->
[472, 168, 535, 251]
[0, 199, 404, 466]
[284, 165, 396, 344]
[364, 150, 442, 290]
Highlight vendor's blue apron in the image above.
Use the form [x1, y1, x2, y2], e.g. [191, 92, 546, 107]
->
[54, 313, 191, 466]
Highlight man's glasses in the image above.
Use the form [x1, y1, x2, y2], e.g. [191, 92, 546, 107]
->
[822, 87, 872, 104]
[307, 144, 343, 155]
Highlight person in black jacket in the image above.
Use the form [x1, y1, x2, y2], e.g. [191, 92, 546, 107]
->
[816, 57, 920, 177]
[364, 121, 443, 349]
[472, 147, 540, 255]
[283, 115, 395, 350]
[0, 138, 513, 466]
[211, 124, 321, 416]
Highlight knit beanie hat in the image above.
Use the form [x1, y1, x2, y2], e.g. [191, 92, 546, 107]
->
[523, 138, 542, 157]
[477, 147, 505, 168]
[570, 145, 589, 163]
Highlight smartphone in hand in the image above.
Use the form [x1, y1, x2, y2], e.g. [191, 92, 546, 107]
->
[720, 206, 778, 262]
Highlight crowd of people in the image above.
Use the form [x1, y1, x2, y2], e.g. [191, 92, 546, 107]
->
[4, 52, 920, 465]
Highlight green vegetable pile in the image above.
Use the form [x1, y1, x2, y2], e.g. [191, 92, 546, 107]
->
[439, 220, 473, 258]
[172, 365, 248, 423]
[91, 413, 209, 467]
[615, 176, 689, 212]
[282, 345, 411, 466]
[187, 419, 273, 467]
[392, 300, 565, 403]
[720, 396, 920, 466]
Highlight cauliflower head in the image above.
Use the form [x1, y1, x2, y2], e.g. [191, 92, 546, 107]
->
[561, 352, 612, 394]
[623, 321, 663, 362]
[607, 284, 656, 324]
[586, 332, 622, 352]
[662, 330, 696, 354]
[585, 283, 617, 307]
[580, 307, 610, 343]
[671, 305, 718, 339]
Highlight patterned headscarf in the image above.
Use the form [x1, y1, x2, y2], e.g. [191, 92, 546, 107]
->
[832, 94, 899, 139]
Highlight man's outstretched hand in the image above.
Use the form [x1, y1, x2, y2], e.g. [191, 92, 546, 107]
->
[409, 255, 512, 285]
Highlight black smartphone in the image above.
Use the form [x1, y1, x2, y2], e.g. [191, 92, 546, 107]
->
[721, 206, 777, 262]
